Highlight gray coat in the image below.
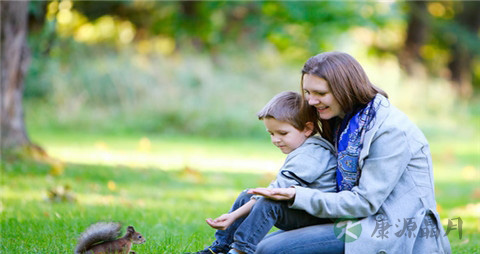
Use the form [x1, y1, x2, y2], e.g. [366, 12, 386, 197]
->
[269, 136, 337, 192]
[291, 94, 451, 254]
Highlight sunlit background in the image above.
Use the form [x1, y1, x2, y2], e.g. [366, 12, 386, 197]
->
[1, 1, 479, 252]
[23, 0, 479, 173]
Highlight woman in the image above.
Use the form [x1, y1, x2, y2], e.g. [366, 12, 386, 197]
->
[249, 52, 451, 254]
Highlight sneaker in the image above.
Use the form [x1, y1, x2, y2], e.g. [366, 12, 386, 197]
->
[186, 246, 229, 254]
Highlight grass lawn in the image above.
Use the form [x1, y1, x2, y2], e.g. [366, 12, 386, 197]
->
[1, 131, 478, 253]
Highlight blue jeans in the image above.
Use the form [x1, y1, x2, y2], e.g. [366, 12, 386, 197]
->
[255, 224, 344, 254]
[211, 190, 336, 254]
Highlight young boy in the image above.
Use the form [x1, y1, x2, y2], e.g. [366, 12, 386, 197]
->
[192, 91, 337, 254]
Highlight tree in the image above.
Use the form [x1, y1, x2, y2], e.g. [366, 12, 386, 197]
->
[1, 0, 41, 156]
[447, 1, 480, 97]
[399, 1, 429, 75]
[399, 1, 480, 96]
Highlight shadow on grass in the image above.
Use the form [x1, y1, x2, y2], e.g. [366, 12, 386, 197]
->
[2, 159, 478, 253]
[2, 159, 274, 253]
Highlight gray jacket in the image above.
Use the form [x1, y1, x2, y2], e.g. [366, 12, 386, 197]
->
[269, 136, 337, 192]
[291, 94, 451, 254]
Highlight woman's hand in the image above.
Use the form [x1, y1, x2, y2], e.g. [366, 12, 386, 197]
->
[248, 187, 296, 201]
[206, 214, 236, 230]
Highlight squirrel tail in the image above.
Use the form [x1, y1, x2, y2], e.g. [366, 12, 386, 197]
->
[75, 222, 122, 254]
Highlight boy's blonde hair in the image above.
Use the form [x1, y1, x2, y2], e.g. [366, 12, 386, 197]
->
[257, 91, 320, 136]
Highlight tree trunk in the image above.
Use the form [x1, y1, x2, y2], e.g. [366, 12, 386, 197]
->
[179, 1, 205, 51]
[448, 43, 473, 97]
[447, 1, 480, 97]
[0, 1, 35, 155]
[399, 1, 429, 75]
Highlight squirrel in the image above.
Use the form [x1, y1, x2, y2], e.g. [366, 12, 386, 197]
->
[75, 222, 146, 254]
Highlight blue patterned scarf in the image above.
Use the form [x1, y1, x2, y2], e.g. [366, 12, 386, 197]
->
[335, 96, 379, 191]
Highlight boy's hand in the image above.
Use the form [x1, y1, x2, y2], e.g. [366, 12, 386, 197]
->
[206, 214, 236, 230]
[248, 187, 296, 201]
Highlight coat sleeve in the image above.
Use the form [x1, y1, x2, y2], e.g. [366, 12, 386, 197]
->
[271, 148, 335, 189]
[290, 125, 412, 218]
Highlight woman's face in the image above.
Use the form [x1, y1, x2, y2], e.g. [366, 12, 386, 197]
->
[303, 74, 345, 120]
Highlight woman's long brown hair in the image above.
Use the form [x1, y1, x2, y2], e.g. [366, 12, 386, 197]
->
[300, 52, 388, 143]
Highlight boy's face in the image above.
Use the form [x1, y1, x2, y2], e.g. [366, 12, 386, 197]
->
[263, 118, 313, 154]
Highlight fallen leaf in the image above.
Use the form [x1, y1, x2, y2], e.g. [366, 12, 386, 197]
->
[95, 141, 109, 150]
[461, 165, 478, 180]
[138, 137, 152, 152]
[108, 180, 117, 191]
[49, 161, 65, 176]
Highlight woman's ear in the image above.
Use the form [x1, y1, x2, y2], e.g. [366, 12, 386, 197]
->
[304, 122, 314, 137]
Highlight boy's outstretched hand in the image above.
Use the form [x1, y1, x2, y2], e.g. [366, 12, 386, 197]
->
[248, 187, 296, 201]
[206, 214, 236, 230]
[206, 198, 256, 231]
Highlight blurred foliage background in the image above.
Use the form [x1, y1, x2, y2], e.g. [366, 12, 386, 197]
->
[23, 0, 479, 139]
[1, 1, 479, 252]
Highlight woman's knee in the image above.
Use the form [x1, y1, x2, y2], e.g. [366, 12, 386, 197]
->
[255, 235, 282, 254]
[255, 224, 344, 254]
[255, 230, 294, 254]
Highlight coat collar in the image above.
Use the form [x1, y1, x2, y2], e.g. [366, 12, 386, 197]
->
[358, 94, 392, 168]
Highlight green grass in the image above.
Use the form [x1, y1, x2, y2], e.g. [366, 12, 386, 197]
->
[1, 132, 478, 253]
[1, 158, 271, 253]
[11, 30, 478, 253]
